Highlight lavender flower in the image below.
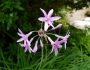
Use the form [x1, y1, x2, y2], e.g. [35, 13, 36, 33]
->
[17, 8, 70, 56]
[19, 38, 34, 53]
[48, 37, 62, 56]
[38, 8, 61, 31]
[55, 32, 70, 49]
[60, 32, 70, 49]
[47, 32, 70, 56]
[28, 24, 63, 53]
[17, 28, 32, 46]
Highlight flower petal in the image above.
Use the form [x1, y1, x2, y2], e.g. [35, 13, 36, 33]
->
[24, 40, 27, 46]
[44, 22, 49, 31]
[24, 46, 28, 52]
[28, 47, 32, 53]
[48, 21, 54, 28]
[27, 40, 30, 46]
[57, 44, 62, 48]
[40, 39, 43, 47]
[19, 43, 25, 47]
[33, 40, 38, 53]
[24, 44, 31, 53]
[54, 48, 58, 56]
[55, 34, 64, 39]
[56, 37, 60, 42]
[17, 33, 23, 36]
[40, 8, 47, 17]
[27, 40, 33, 52]
[17, 38, 24, 42]
[38, 17, 45, 22]
[27, 32, 33, 37]
[51, 24, 62, 30]
[48, 9, 53, 17]
[59, 32, 70, 49]
[18, 28, 23, 34]
[48, 37, 54, 44]
[30, 37, 34, 43]
[51, 16, 61, 21]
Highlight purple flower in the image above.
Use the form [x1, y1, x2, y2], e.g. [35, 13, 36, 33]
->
[28, 24, 62, 53]
[50, 24, 62, 30]
[17, 8, 70, 56]
[59, 32, 70, 49]
[33, 40, 38, 53]
[48, 37, 62, 56]
[19, 37, 34, 53]
[17, 28, 32, 46]
[38, 8, 61, 31]
[47, 31, 70, 55]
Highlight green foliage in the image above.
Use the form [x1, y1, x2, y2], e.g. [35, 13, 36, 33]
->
[1, 43, 90, 70]
[0, 0, 90, 70]
[69, 26, 90, 54]
[0, 0, 24, 30]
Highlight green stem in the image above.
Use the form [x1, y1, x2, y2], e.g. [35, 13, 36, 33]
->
[80, 45, 82, 63]
[4, 30, 16, 41]
[0, 50, 11, 69]
[45, 46, 47, 62]
[39, 47, 43, 70]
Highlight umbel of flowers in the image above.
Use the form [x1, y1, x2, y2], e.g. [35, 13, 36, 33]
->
[17, 8, 70, 56]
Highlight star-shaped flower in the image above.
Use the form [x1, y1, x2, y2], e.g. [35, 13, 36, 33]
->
[48, 37, 62, 56]
[26, 24, 62, 53]
[59, 32, 70, 49]
[17, 28, 32, 46]
[38, 8, 61, 31]
[19, 37, 34, 53]
[17, 8, 70, 56]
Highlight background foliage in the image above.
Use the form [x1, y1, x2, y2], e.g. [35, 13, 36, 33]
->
[0, 0, 90, 70]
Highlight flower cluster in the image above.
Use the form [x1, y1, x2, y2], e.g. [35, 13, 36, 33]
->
[17, 8, 70, 56]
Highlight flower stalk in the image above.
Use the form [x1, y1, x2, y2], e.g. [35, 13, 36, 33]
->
[17, 8, 70, 56]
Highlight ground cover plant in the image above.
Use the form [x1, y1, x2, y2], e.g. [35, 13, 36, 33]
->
[0, 0, 90, 70]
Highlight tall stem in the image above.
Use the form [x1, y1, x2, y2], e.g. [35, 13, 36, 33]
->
[39, 46, 44, 69]
[45, 46, 47, 62]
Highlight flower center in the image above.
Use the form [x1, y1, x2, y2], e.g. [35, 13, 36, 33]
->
[23, 35, 28, 40]
[53, 42, 59, 48]
[46, 17, 50, 21]
[53, 43, 57, 47]
[38, 29, 45, 37]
